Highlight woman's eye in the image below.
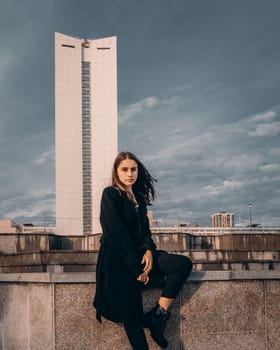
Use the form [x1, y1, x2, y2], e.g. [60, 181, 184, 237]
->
[119, 167, 137, 172]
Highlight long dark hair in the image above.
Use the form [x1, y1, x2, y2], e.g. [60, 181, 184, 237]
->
[112, 151, 156, 205]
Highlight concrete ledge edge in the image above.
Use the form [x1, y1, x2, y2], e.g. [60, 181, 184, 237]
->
[1, 270, 280, 283]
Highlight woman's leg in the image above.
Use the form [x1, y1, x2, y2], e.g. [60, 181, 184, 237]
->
[143, 252, 193, 348]
[157, 252, 193, 310]
[124, 323, 149, 350]
[157, 296, 174, 311]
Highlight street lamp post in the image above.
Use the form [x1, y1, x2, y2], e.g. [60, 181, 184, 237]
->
[248, 203, 252, 227]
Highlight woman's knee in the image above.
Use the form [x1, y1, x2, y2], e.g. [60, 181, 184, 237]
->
[177, 255, 193, 276]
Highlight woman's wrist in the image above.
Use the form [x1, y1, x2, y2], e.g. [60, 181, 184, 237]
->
[145, 249, 152, 256]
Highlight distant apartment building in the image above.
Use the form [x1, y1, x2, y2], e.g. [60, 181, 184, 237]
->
[0, 219, 18, 234]
[211, 212, 234, 227]
[55, 33, 118, 235]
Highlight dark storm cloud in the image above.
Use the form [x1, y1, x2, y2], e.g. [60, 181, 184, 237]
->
[0, 0, 280, 226]
[119, 93, 280, 226]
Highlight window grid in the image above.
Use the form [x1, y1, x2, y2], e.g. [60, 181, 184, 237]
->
[82, 61, 92, 234]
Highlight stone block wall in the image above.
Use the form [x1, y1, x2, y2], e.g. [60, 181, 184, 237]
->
[0, 271, 280, 349]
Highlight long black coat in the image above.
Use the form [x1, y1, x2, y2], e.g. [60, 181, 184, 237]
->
[93, 186, 156, 324]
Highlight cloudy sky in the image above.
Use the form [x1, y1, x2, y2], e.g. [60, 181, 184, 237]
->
[0, 0, 280, 227]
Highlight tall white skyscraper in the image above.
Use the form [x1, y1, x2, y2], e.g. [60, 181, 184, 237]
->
[55, 32, 118, 235]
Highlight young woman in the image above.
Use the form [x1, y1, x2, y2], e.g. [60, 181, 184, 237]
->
[93, 151, 193, 349]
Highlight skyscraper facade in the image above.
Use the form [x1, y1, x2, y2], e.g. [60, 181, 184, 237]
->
[55, 33, 117, 235]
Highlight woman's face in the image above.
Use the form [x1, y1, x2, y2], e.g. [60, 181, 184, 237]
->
[117, 159, 138, 189]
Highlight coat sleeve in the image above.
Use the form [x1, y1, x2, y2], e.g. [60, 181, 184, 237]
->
[100, 187, 143, 278]
[139, 210, 157, 253]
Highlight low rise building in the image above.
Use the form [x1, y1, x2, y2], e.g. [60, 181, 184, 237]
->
[0, 219, 19, 233]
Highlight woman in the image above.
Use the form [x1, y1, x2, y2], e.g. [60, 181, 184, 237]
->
[93, 151, 193, 349]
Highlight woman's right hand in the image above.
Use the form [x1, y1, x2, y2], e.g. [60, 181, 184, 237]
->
[137, 272, 149, 285]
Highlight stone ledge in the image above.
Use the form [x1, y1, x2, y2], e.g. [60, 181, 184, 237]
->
[1, 270, 280, 284]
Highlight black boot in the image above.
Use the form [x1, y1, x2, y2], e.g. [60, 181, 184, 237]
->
[142, 305, 170, 348]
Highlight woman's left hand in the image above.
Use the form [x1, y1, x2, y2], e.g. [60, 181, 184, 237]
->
[141, 250, 153, 274]
[137, 273, 149, 285]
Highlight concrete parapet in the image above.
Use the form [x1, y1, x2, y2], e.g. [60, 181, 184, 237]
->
[1, 249, 280, 273]
[2, 249, 280, 272]
[64, 232, 280, 252]
[187, 233, 280, 250]
[0, 271, 280, 349]
[152, 227, 280, 236]
[2, 231, 280, 254]
[0, 250, 98, 273]
[0, 233, 62, 254]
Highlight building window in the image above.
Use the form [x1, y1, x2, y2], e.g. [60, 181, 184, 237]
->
[61, 44, 75, 48]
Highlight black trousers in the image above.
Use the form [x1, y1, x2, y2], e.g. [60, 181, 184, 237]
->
[124, 251, 192, 349]
[149, 250, 193, 298]
[124, 323, 149, 350]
